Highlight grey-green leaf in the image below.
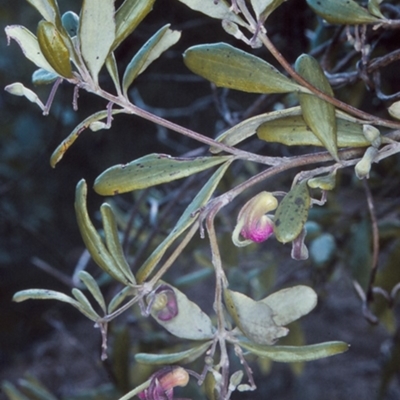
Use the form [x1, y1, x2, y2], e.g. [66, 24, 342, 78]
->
[26, 0, 62, 26]
[32, 68, 58, 85]
[100, 203, 137, 284]
[106, 52, 122, 95]
[238, 340, 349, 362]
[135, 341, 212, 365]
[273, 181, 311, 244]
[210, 106, 303, 154]
[306, 0, 381, 24]
[94, 153, 232, 196]
[136, 161, 231, 283]
[224, 289, 288, 345]
[257, 114, 370, 148]
[50, 109, 125, 167]
[122, 24, 181, 96]
[260, 286, 317, 326]
[113, 0, 156, 51]
[150, 284, 215, 340]
[13, 289, 89, 316]
[295, 53, 338, 160]
[62, 11, 79, 37]
[78, 270, 107, 313]
[75, 179, 128, 284]
[79, 0, 116, 85]
[251, 0, 286, 21]
[184, 43, 305, 94]
[108, 286, 137, 314]
[71, 288, 101, 320]
[176, 0, 248, 27]
[5, 25, 58, 74]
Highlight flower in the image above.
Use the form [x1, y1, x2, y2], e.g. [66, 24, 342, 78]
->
[232, 192, 278, 247]
[147, 285, 179, 321]
[138, 367, 190, 400]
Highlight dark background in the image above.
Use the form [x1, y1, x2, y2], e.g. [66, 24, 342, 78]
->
[1, 1, 400, 399]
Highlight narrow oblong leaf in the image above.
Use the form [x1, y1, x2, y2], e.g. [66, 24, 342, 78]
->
[13, 289, 90, 316]
[37, 21, 73, 79]
[135, 341, 212, 365]
[306, 0, 381, 24]
[78, 270, 107, 313]
[106, 52, 122, 95]
[50, 109, 125, 167]
[16, 378, 58, 400]
[257, 114, 370, 148]
[26, 0, 62, 26]
[113, 0, 156, 51]
[71, 288, 101, 320]
[75, 179, 128, 284]
[122, 24, 181, 96]
[260, 286, 317, 326]
[2, 381, 30, 400]
[108, 286, 137, 314]
[94, 153, 232, 196]
[177, 0, 248, 27]
[224, 289, 288, 345]
[5, 25, 58, 74]
[184, 43, 305, 94]
[100, 203, 136, 284]
[295, 54, 338, 160]
[150, 284, 215, 340]
[136, 161, 232, 283]
[273, 181, 311, 244]
[79, 0, 116, 84]
[238, 340, 349, 362]
[211, 106, 302, 153]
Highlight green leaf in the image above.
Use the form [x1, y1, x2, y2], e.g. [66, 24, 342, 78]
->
[183, 43, 305, 94]
[2, 381, 30, 400]
[307, 172, 337, 190]
[32, 68, 58, 85]
[136, 161, 231, 283]
[16, 377, 58, 400]
[71, 288, 101, 320]
[113, 0, 156, 51]
[306, 0, 381, 24]
[122, 24, 181, 96]
[13, 289, 93, 318]
[100, 203, 137, 284]
[78, 270, 107, 313]
[368, 0, 385, 19]
[135, 341, 212, 365]
[251, 0, 286, 21]
[224, 289, 289, 345]
[37, 21, 73, 79]
[94, 153, 232, 196]
[106, 52, 122, 95]
[108, 286, 137, 314]
[50, 109, 125, 167]
[5, 25, 58, 74]
[75, 179, 129, 284]
[260, 286, 317, 326]
[26, 0, 62, 27]
[176, 0, 248, 27]
[5, 82, 45, 111]
[273, 181, 311, 244]
[150, 284, 215, 340]
[238, 340, 349, 362]
[210, 106, 303, 153]
[79, 0, 116, 85]
[257, 114, 369, 148]
[295, 54, 338, 160]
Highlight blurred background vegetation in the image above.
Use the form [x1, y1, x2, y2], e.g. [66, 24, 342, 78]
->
[1, 1, 400, 399]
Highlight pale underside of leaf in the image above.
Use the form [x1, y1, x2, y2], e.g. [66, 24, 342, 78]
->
[79, 0, 116, 84]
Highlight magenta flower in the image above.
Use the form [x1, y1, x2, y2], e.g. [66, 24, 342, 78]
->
[232, 192, 278, 247]
[147, 285, 179, 321]
[138, 367, 190, 400]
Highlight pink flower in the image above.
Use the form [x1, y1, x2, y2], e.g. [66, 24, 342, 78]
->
[232, 192, 278, 247]
[138, 367, 190, 400]
[147, 285, 178, 321]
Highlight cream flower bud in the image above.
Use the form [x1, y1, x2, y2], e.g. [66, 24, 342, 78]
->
[232, 192, 278, 247]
